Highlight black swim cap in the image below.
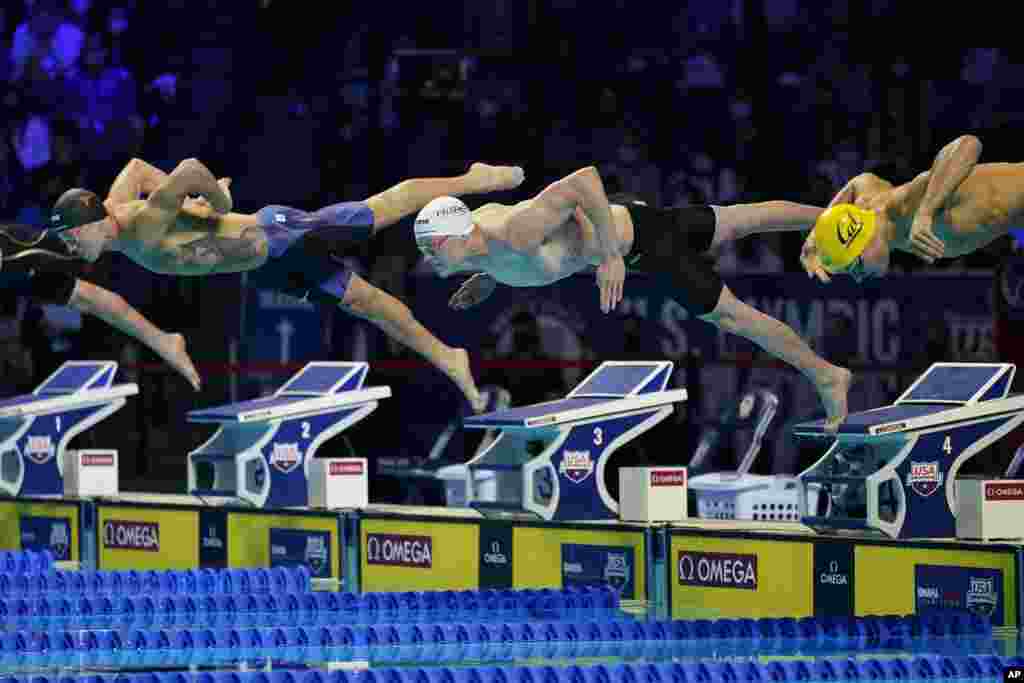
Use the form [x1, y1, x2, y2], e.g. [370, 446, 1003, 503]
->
[51, 188, 106, 233]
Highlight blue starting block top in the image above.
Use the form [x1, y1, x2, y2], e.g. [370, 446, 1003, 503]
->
[187, 363, 389, 424]
[465, 361, 686, 430]
[276, 362, 370, 396]
[794, 363, 1022, 438]
[0, 361, 136, 419]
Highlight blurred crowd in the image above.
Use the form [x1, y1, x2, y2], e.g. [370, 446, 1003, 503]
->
[2, 0, 1023, 488]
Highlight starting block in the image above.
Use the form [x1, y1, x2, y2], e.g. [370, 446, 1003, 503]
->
[461, 361, 687, 521]
[186, 362, 389, 508]
[0, 362, 137, 497]
[793, 363, 1024, 539]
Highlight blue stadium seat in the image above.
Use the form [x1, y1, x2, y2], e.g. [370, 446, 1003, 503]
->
[536, 622, 559, 660]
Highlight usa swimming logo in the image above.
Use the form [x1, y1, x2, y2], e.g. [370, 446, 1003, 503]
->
[560, 450, 595, 483]
[24, 435, 55, 465]
[49, 521, 70, 561]
[304, 535, 329, 576]
[907, 461, 943, 497]
[270, 443, 302, 473]
[604, 552, 630, 592]
[966, 576, 998, 617]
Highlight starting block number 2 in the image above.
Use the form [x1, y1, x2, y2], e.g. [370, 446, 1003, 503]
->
[302, 422, 311, 439]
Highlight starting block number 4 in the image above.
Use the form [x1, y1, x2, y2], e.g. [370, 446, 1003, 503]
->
[943, 436, 951, 454]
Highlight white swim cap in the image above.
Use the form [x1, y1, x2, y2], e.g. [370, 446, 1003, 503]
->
[414, 196, 473, 240]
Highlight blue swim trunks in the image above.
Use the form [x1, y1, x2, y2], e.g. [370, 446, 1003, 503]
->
[249, 201, 375, 304]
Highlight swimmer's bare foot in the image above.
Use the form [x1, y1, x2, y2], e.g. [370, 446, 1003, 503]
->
[815, 366, 852, 433]
[156, 332, 201, 391]
[466, 162, 525, 193]
[447, 347, 486, 413]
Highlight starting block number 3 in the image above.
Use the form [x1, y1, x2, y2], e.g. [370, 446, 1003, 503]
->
[594, 427, 603, 446]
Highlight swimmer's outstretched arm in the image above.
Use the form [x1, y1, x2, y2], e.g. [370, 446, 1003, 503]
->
[365, 162, 524, 234]
[69, 279, 201, 390]
[908, 135, 983, 262]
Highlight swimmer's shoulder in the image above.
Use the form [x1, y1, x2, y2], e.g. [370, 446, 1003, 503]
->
[473, 202, 511, 216]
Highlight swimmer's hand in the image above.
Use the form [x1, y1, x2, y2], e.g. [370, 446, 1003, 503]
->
[800, 232, 832, 283]
[909, 212, 944, 263]
[216, 177, 232, 212]
[597, 254, 625, 313]
[465, 162, 525, 193]
[449, 273, 498, 310]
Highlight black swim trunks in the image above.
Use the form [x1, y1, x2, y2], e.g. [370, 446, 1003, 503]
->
[0, 226, 80, 305]
[614, 199, 724, 316]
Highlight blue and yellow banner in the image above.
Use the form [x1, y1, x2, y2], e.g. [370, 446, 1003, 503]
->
[854, 544, 1018, 628]
[0, 499, 82, 563]
[669, 532, 813, 620]
[360, 516, 478, 592]
[513, 525, 645, 599]
[229, 511, 341, 581]
[97, 505, 198, 570]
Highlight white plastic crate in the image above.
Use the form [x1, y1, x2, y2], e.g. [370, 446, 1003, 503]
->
[689, 472, 825, 522]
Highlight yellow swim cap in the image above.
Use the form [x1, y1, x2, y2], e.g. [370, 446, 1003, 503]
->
[812, 204, 878, 272]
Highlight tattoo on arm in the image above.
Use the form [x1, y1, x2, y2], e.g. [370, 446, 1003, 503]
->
[174, 230, 266, 272]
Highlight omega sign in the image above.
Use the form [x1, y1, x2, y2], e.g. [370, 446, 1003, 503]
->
[985, 483, 1024, 501]
[651, 470, 686, 486]
[365, 534, 433, 568]
[103, 520, 160, 552]
[819, 560, 849, 586]
[677, 551, 757, 590]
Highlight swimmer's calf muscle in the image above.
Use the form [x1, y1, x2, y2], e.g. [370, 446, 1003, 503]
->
[366, 174, 480, 233]
[366, 163, 525, 233]
[713, 201, 824, 246]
